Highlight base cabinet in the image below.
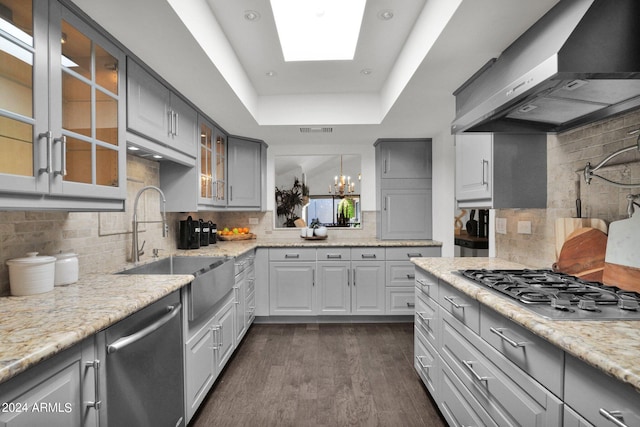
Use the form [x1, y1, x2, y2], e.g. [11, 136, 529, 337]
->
[0, 338, 97, 427]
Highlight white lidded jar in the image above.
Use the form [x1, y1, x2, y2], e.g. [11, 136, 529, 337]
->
[53, 252, 79, 286]
[6, 252, 56, 296]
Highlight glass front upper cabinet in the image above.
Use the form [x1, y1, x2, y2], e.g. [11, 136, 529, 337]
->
[0, 0, 126, 207]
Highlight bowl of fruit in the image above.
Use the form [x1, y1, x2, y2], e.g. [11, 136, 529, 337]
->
[217, 226, 255, 241]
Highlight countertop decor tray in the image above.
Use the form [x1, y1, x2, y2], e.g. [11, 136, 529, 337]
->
[301, 235, 328, 240]
[218, 233, 256, 241]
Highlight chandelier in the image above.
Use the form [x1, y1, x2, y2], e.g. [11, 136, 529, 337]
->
[329, 155, 357, 196]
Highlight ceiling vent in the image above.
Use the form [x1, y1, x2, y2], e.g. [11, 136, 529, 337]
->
[300, 127, 333, 133]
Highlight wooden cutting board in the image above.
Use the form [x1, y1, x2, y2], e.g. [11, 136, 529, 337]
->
[602, 213, 640, 292]
[553, 227, 608, 282]
[555, 218, 607, 258]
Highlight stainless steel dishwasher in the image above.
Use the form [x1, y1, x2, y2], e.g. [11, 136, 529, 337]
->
[98, 291, 184, 427]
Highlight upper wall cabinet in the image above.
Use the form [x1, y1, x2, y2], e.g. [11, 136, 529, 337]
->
[160, 117, 267, 212]
[455, 133, 547, 209]
[377, 139, 432, 179]
[126, 59, 198, 159]
[0, 0, 127, 210]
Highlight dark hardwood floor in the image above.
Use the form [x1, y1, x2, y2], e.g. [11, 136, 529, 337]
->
[190, 323, 446, 427]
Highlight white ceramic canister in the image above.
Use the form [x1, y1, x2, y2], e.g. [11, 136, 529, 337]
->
[6, 252, 56, 296]
[53, 252, 79, 286]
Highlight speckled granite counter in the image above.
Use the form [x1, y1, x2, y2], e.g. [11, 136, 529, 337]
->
[411, 257, 640, 394]
[0, 238, 440, 385]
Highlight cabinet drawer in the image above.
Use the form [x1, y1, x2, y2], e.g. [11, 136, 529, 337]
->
[269, 248, 316, 261]
[386, 261, 415, 286]
[415, 294, 438, 348]
[350, 247, 385, 260]
[565, 354, 640, 427]
[385, 287, 414, 314]
[414, 326, 439, 396]
[415, 267, 438, 303]
[441, 310, 562, 427]
[439, 281, 480, 334]
[317, 248, 350, 260]
[385, 246, 439, 261]
[440, 361, 495, 427]
[480, 305, 564, 397]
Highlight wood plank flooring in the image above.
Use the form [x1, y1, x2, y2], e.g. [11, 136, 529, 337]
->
[190, 323, 446, 427]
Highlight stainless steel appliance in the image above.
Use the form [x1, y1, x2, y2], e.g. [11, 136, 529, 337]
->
[100, 291, 184, 427]
[452, 0, 640, 134]
[458, 269, 640, 320]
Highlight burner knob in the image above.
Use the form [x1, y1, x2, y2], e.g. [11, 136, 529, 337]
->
[618, 298, 639, 311]
[578, 300, 598, 311]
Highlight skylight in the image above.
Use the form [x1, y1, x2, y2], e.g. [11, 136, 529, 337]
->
[270, 0, 366, 62]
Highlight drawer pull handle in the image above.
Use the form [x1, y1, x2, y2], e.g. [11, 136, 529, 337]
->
[284, 254, 300, 258]
[462, 360, 488, 383]
[416, 279, 434, 287]
[326, 254, 342, 259]
[599, 409, 629, 427]
[444, 296, 470, 309]
[415, 355, 431, 370]
[406, 274, 416, 279]
[489, 327, 527, 348]
[406, 302, 415, 308]
[361, 253, 377, 259]
[416, 312, 431, 324]
[407, 253, 422, 258]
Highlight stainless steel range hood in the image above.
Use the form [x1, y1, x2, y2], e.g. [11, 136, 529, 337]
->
[452, 0, 640, 134]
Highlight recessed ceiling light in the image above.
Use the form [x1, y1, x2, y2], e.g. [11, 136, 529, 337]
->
[271, 0, 366, 62]
[377, 10, 394, 21]
[127, 146, 139, 151]
[152, 154, 163, 159]
[266, 70, 277, 77]
[360, 68, 372, 76]
[244, 10, 261, 21]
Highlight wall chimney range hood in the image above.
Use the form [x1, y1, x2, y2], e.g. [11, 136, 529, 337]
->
[452, 0, 640, 134]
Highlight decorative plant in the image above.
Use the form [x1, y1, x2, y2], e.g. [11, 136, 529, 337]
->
[275, 177, 304, 227]
[337, 197, 355, 225]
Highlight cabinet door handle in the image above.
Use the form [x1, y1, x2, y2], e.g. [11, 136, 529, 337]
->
[415, 355, 431, 370]
[599, 409, 630, 427]
[326, 254, 342, 259]
[360, 253, 376, 259]
[347, 268, 350, 286]
[54, 135, 67, 177]
[312, 268, 315, 286]
[462, 360, 489, 382]
[230, 185, 233, 201]
[489, 327, 527, 348]
[167, 110, 173, 136]
[284, 253, 300, 259]
[84, 360, 101, 410]
[233, 286, 240, 304]
[174, 111, 179, 136]
[406, 302, 415, 308]
[406, 274, 416, 279]
[38, 131, 52, 175]
[444, 296, 470, 309]
[481, 159, 489, 186]
[383, 158, 387, 174]
[416, 312, 431, 324]
[416, 279, 434, 287]
[384, 196, 388, 211]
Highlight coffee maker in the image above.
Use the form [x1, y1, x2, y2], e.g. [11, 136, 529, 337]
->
[178, 216, 200, 249]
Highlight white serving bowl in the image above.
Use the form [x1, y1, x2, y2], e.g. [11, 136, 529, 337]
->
[6, 252, 56, 296]
[314, 226, 328, 237]
[53, 252, 79, 286]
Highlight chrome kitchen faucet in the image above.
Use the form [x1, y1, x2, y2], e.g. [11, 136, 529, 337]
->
[131, 185, 168, 263]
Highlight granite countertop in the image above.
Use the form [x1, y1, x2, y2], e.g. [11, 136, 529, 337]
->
[412, 257, 640, 394]
[0, 238, 440, 385]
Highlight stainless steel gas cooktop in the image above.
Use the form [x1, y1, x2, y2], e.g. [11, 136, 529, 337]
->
[458, 269, 640, 321]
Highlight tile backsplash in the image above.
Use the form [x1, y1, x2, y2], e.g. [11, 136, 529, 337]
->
[495, 108, 640, 268]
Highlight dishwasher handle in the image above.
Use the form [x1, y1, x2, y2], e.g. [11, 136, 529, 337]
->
[107, 303, 182, 354]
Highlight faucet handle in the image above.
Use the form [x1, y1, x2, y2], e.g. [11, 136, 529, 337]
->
[138, 240, 145, 257]
[152, 248, 164, 258]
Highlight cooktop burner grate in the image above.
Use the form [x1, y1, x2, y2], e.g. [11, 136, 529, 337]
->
[457, 269, 640, 320]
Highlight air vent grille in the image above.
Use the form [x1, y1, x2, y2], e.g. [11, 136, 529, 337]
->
[300, 127, 333, 133]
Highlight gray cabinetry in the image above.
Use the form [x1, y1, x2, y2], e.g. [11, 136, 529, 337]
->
[386, 246, 440, 314]
[565, 354, 640, 427]
[269, 248, 316, 315]
[227, 136, 266, 210]
[127, 59, 197, 158]
[0, 0, 126, 210]
[317, 249, 351, 315]
[234, 250, 255, 342]
[0, 338, 97, 427]
[375, 139, 433, 240]
[350, 252, 386, 315]
[455, 133, 547, 209]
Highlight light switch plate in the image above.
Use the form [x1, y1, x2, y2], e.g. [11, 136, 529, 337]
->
[517, 220, 532, 234]
[495, 218, 507, 234]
